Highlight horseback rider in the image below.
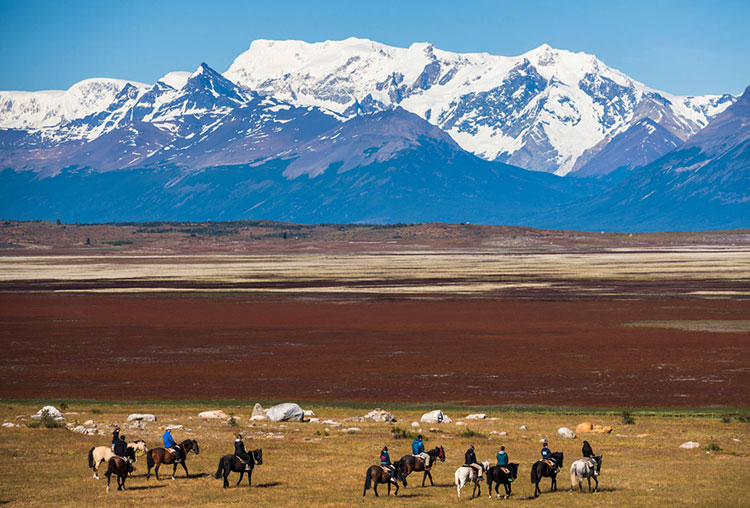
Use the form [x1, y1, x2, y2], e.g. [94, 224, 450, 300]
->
[111, 425, 121, 450]
[113, 433, 134, 473]
[380, 446, 396, 483]
[541, 442, 558, 471]
[496, 445, 509, 465]
[582, 440, 595, 458]
[412, 434, 431, 468]
[234, 434, 252, 471]
[162, 428, 182, 463]
[464, 444, 483, 478]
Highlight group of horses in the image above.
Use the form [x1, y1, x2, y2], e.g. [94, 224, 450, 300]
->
[88, 437, 264, 492]
[363, 446, 603, 500]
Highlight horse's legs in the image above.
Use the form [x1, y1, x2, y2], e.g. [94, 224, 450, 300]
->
[551, 474, 557, 492]
[588, 476, 592, 492]
[426, 470, 434, 486]
[387, 480, 391, 496]
[106, 474, 111, 493]
[155, 463, 160, 481]
[247, 469, 253, 487]
[237, 470, 244, 486]
[534, 480, 540, 497]
[593, 475, 598, 492]
[180, 460, 189, 478]
[373, 482, 379, 497]
[223, 466, 230, 488]
[171, 462, 177, 480]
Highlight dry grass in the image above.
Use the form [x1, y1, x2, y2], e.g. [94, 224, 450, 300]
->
[0, 402, 748, 507]
[626, 320, 750, 333]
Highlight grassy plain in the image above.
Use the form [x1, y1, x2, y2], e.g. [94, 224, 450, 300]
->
[1, 402, 749, 508]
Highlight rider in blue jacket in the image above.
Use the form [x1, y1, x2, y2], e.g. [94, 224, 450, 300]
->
[412, 435, 425, 455]
[163, 428, 182, 463]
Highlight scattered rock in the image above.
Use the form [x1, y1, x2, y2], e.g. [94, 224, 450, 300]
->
[83, 420, 95, 426]
[321, 419, 341, 427]
[490, 431, 508, 436]
[32, 406, 64, 421]
[455, 421, 465, 426]
[576, 422, 613, 434]
[165, 424, 185, 431]
[733, 438, 741, 442]
[127, 413, 157, 422]
[519, 425, 528, 431]
[363, 409, 396, 423]
[466, 413, 487, 420]
[250, 415, 267, 421]
[637, 433, 649, 438]
[429, 428, 440, 433]
[679, 441, 700, 449]
[251, 403, 267, 419]
[266, 403, 304, 422]
[411, 422, 420, 428]
[2, 422, 21, 428]
[615, 434, 628, 437]
[303, 410, 315, 417]
[420, 410, 452, 424]
[344, 427, 361, 432]
[72, 425, 87, 434]
[557, 427, 576, 439]
[345, 416, 364, 422]
[198, 410, 228, 420]
[308, 418, 320, 423]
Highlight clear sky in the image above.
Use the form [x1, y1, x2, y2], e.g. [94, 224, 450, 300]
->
[1, 0, 748, 95]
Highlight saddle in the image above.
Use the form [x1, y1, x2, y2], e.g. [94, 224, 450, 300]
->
[499, 467, 510, 475]
[543, 459, 557, 470]
[380, 465, 393, 475]
[413, 455, 430, 470]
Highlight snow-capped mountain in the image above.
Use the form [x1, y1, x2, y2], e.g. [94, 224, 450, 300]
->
[225, 38, 735, 174]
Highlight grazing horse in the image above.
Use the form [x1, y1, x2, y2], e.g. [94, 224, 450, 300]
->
[486, 463, 519, 499]
[531, 451, 564, 497]
[215, 449, 263, 488]
[88, 440, 148, 479]
[570, 456, 602, 492]
[105, 448, 135, 492]
[146, 439, 199, 480]
[363, 460, 404, 496]
[455, 461, 490, 500]
[398, 446, 445, 486]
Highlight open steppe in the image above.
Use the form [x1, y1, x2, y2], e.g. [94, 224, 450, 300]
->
[1, 221, 749, 506]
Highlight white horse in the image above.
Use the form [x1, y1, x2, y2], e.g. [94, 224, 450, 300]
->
[88, 440, 148, 479]
[455, 461, 490, 500]
[569, 456, 602, 493]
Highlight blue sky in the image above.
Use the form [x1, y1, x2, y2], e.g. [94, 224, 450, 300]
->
[1, 0, 748, 95]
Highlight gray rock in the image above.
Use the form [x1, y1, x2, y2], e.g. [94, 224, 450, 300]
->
[679, 441, 700, 449]
[557, 427, 576, 439]
[266, 403, 304, 422]
[363, 409, 396, 422]
[127, 413, 157, 422]
[420, 410, 452, 424]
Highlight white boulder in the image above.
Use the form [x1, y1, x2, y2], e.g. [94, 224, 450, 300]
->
[199, 410, 229, 420]
[32, 406, 64, 420]
[250, 415, 267, 421]
[679, 441, 701, 449]
[558, 427, 576, 439]
[303, 410, 315, 417]
[420, 410, 452, 424]
[466, 413, 487, 420]
[344, 427, 361, 432]
[363, 409, 396, 422]
[2, 422, 20, 428]
[519, 425, 528, 430]
[127, 413, 157, 422]
[251, 403, 266, 418]
[411, 421, 420, 428]
[266, 403, 304, 422]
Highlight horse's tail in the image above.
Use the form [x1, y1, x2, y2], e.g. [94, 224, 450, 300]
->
[88, 447, 95, 468]
[363, 467, 372, 495]
[530, 462, 539, 484]
[215, 457, 225, 479]
[146, 450, 154, 469]
[570, 463, 577, 490]
[105, 457, 115, 478]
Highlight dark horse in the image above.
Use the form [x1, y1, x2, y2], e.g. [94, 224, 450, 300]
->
[146, 439, 200, 480]
[363, 460, 404, 496]
[398, 446, 445, 487]
[105, 448, 135, 492]
[215, 449, 263, 488]
[531, 451, 564, 497]
[486, 463, 519, 499]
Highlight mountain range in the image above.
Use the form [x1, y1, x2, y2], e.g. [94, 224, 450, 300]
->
[0, 39, 747, 231]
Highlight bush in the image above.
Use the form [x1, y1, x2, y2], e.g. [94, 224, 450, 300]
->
[91, 409, 102, 415]
[458, 428, 485, 438]
[621, 410, 635, 425]
[705, 441, 722, 452]
[391, 426, 420, 440]
[227, 415, 238, 427]
[27, 410, 64, 429]
[721, 415, 732, 424]
[59, 402, 68, 411]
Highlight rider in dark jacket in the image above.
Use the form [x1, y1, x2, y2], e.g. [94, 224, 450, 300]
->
[582, 440, 595, 458]
[465, 444, 483, 477]
[113, 434, 134, 473]
[234, 434, 251, 471]
[112, 426, 121, 449]
[380, 446, 395, 482]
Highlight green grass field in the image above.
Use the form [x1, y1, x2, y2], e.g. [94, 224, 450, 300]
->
[1, 401, 748, 507]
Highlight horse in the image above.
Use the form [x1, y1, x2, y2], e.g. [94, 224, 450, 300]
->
[215, 449, 263, 488]
[88, 440, 148, 479]
[398, 446, 445, 487]
[363, 460, 404, 496]
[146, 439, 199, 480]
[104, 448, 135, 492]
[570, 456, 602, 493]
[531, 451, 564, 497]
[486, 463, 519, 499]
[454, 461, 490, 500]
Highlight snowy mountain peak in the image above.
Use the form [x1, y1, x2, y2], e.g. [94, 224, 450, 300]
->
[158, 71, 190, 90]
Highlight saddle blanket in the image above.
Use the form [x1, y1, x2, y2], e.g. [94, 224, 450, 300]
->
[543, 459, 557, 469]
[499, 467, 510, 475]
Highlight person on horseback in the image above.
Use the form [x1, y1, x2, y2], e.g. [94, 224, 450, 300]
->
[541, 442, 558, 471]
[380, 446, 396, 483]
[464, 444, 483, 478]
[412, 434, 431, 469]
[496, 445, 512, 482]
[111, 425, 121, 450]
[234, 434, 252, 471]
[113, 433, 134, 473]
[163, 428, 182, 463]
[582, 440, 595, 458]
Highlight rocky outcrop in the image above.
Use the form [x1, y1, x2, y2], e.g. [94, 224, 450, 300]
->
[421, 410, 452, 424]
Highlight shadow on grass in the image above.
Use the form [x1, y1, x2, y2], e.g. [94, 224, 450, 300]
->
[254, 482, 283, 489]
[125, 485, 167, 491]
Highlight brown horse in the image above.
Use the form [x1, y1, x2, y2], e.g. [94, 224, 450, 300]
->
[105, 451, 134, 492]
[531, 451, 564, 497]
[363, 460, 404, 496]
[398, 446, 445, 486]
[146, 439, 199, 480]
